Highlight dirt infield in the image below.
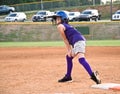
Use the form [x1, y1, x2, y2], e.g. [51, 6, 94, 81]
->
[0, 47, 120, 94]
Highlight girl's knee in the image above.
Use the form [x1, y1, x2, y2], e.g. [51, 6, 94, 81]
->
[77, 52, 85, 58]
[66, 55, 73, 59]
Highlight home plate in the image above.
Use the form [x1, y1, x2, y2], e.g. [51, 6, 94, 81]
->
[91, 83, 120, 91]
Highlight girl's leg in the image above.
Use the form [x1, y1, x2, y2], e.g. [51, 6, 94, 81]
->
[72, 41, 101, 84]
[66, 55, 73, 77]
[77, 53, 101, 84]
[58, 55, 73, 82]
[78, 53, 93, 76]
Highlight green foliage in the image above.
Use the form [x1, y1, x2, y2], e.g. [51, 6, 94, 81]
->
[0, 0, 36, 5]
[0, 0, 101, 6]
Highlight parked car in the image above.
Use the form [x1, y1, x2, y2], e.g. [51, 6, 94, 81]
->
[78, 9, 101, 21]
[68, 12, 80, 21]
[32, 10, 53, 22]
[5, 12, 27, 22]
[112, 10, 120, 21]
[0, 5, 15, 15]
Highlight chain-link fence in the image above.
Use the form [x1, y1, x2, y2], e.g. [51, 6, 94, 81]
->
[13, 0, 63, 11]
[13, 0, 101, 12]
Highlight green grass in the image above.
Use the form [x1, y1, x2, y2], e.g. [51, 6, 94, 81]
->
[0, 41, 64, 47]
[0, 40, 120, 47]
[86, 40, 120, 46]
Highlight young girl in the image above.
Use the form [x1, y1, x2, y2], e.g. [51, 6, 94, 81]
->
[50, 11, 101, 84]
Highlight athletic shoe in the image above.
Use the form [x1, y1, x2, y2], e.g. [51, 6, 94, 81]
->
[91, 71, 101, 84]
[58, 75, 72, 82]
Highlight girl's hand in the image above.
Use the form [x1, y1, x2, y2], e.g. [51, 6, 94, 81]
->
[67, 49, 73, 57]
[67, 49, 76, 58]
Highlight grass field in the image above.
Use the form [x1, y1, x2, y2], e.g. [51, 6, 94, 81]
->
[0, 40, 120, 47]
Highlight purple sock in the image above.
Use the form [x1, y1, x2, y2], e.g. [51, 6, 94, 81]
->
[66, 55, 73, 77]
[79, 58, 93, 76]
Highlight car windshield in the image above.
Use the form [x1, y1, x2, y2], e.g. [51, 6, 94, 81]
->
[82, 11, 92, 14]
[0, 6, 3, 9]
[115, 11, 120, 14]
[8, 13, 17, 17]
[37, 12, 46, 15]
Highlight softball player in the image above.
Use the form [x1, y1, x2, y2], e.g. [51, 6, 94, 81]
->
[50, 11, 101, 84]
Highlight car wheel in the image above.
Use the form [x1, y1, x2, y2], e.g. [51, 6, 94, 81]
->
[98, 15, 101, 20]
[32, 20, 36, 22]
[89, 18, 92, 21]
[14, 19, 18, 22]
[79, 18, 82, 21]
[95, 17, 98, 21]
[22, 19, 25, 22]
[73, 18, 78, 22]
[9, 10, 13, 13]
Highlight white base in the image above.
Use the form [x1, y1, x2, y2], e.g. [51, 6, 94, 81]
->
[91, 83, 120, 90]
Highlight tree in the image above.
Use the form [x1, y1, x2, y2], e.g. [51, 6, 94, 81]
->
[0, 0, 37, 5]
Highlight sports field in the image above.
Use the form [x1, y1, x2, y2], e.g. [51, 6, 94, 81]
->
[0, 40, 120, 94]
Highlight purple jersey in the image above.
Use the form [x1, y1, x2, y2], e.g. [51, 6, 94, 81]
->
[62, 23, 85, 46]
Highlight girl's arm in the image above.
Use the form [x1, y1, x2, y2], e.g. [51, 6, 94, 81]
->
[57, 24, 72, 56]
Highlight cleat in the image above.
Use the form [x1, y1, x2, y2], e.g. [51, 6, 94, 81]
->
[58, 75, 72, 83]
[91, 71, 101, 84]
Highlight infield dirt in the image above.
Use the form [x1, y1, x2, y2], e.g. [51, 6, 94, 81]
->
[0, 47, 120, 94]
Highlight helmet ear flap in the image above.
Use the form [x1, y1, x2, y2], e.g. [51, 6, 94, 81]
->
[62, 18, 69, 24]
